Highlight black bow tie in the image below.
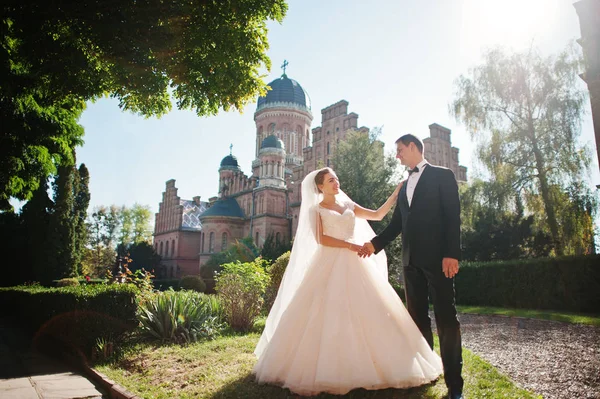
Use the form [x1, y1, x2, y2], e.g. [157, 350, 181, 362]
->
[408, 166, 419, 175]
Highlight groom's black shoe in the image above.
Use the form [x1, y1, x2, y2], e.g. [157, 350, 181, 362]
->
[448, 391, 463, 399]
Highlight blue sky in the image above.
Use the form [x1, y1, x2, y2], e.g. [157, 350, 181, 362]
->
[27, 0, 596, 217]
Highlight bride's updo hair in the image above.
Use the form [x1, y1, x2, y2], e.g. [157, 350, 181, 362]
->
[314, 168, 334, 193]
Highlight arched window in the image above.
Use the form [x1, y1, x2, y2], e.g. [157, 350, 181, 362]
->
[327, 142, 330, 155]
[209, 232, 215, 253]
[171, 240, 175, 257]
[255, 232, 260, 245]
[159, 242, 163, 256]
[269, 123, 275, 133]
[276, 232, 281, 243]
[201, 232, 205, 253]
[221, 233, 228, 251]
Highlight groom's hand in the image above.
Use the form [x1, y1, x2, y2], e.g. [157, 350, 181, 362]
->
[442, 258, 459, 278]
[358, 242, 375, 258]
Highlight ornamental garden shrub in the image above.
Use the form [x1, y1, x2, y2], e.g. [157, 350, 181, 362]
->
[264, 251, 291, 312]
[137, 290, 224, 344]
[215, 258, 270, 332]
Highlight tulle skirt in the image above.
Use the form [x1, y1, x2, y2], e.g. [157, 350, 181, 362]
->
[253, 245, 443, 396]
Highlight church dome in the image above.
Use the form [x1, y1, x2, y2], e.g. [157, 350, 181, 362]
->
[220, 154, 239, 169]
[256, 74, 311, 112]
[260, 135, 285, 150]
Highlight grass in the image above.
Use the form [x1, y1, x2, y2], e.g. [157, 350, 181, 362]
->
[96, 326, 541, 399]
[456, 305, 600, 326]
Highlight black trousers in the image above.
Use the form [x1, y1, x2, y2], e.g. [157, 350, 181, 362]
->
[403, 262, 464, 393]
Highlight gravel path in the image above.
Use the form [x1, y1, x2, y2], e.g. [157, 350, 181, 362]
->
[456, 313, 600, 399]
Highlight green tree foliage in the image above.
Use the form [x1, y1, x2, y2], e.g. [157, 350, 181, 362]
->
[117, 241, 161, 274]
[47, 163, 77, 281]
[131, 204, 153, 244]
[84, 205, 120, 277]
[73, 164, 90, 274]
[451, 44, 592, 255]
[0, 211, 27, 285]
[1, 0, 287, 209]
[459, 179, 553, 261]
[20, 181, 53, 282]
[260, 232, 291, 261]
[331, 127, 400, 233]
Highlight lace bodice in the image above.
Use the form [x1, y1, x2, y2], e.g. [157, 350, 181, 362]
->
[317, 202, 356, 241]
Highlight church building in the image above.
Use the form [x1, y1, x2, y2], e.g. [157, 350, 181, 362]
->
[152, 65, 468, 278]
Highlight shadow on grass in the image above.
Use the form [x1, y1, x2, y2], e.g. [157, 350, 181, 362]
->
[208, 371, 444, 399]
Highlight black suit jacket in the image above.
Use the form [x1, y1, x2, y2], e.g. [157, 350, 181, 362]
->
[372, 165, 461, 268]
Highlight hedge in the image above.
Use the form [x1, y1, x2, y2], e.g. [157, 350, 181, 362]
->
[0, 284, 140, 357]
[455, 255, 600, 313]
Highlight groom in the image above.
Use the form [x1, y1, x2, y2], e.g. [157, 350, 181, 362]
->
[359, 134, 464, 399]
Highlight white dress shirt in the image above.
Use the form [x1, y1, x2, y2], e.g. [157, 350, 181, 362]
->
[406, 159, 429, 207]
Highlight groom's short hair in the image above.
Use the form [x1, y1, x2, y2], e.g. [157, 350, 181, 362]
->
[396, 134, 424, 154]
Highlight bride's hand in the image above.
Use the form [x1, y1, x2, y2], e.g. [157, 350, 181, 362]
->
[348, 243, 362, 252]
[392, 180, 405, 200]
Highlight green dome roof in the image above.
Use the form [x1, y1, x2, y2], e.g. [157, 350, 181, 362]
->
[220, 154, 239, 168]
[256, 74, 311, 112]
[260, 135, 285, 150]
[199, 198, 245, 219]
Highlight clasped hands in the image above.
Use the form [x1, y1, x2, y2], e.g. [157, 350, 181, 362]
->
[354, 242, 460, 279]
[356, 242, 375, 258]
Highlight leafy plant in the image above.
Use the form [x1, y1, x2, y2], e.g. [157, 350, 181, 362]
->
[215, 259, 270, 332]
[137, 290, 224, 344]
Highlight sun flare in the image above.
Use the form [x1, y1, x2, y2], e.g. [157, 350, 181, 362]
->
[461, 0, 559, 55]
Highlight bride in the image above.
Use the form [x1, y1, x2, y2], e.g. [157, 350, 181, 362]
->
[253, 167, 443, 396]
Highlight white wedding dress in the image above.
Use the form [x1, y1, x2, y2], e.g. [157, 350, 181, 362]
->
[253, 200, 443, 396]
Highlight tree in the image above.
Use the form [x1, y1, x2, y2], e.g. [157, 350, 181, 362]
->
[118, 241, 161, 274]
[19, 180, 53, 282]
[46, 163, 77, 281]
[1, 210, 26, 285]
[73, 164, 90, 274]
[459, 179, 554, 261]
[117, 204, 153, 248]
[131, 204, 153, 244]
[451, 45, 591, 255]
[85, 205, 120, 277]
[331, 128, 400, 232]
[1, 0, 287, 210]
[260, 232, 292, 262]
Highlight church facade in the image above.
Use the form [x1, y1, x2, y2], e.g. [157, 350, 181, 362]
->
[152, 70, 467, 278]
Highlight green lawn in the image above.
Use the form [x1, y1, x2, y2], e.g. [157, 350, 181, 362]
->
[96, 330, 540, 399]
[456, 305, 600, 326]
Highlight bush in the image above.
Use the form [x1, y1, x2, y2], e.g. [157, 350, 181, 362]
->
[137, 290, 224, 343]
[180, 275, 206, 292]
[264, 251, 290, 312]
[0, 284, 140, 358]
[215, 259, 270, 332]
[455, 255, 600, 313]
[56, 278, 80, 287]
